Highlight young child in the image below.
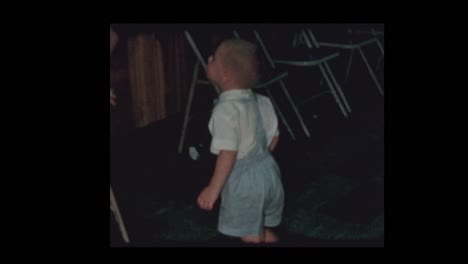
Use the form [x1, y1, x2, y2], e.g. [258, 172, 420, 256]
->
[197, 38, 284, 244]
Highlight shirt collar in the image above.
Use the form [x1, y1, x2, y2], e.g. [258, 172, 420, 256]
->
[218, 89, 253, 102]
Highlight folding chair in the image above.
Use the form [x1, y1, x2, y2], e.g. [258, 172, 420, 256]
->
[305, 24, 384, 96]
[178, 30, 296, 154]
[110, 185, 130, 244]
[354, 26, 384, 72]
[246, 29, 351, 128]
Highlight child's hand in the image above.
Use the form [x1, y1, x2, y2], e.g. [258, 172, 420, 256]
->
[197, 185, 219, 210]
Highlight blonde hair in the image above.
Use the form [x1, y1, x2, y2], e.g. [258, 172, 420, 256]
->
[217, 38, 260, 88]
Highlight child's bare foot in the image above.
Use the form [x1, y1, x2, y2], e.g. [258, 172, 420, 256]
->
[264, 228, 279, 243]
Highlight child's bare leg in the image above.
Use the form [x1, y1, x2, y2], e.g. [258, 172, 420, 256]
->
[264, 228, 279, 243]
[241, 233, 265, 244]
[240, 228, 279, 243]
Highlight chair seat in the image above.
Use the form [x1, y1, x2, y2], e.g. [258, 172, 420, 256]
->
[318, 36, 378, 49]
[350, 24, 384, 36]
[254, 70, 288, 89]
[311, 27, 379, 49]
[273, 47, 340, 66]
[304, 25, 379, 49]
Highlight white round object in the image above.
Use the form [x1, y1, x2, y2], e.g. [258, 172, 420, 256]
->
[189, 146, 200, 160]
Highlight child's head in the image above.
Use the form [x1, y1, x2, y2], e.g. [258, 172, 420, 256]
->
[206, 38, 260, 91]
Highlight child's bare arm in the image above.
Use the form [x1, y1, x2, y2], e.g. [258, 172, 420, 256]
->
[198, 150, 237, 210]
[209, 150, 237, 192]
[269, 136, 279, 152]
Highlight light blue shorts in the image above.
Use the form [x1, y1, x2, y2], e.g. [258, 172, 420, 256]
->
[218, 152, 284, 237]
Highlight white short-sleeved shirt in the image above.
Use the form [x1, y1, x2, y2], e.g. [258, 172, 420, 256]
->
[208, 89, 279, 159]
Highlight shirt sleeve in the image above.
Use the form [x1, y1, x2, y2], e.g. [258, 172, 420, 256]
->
[208, 102, 239, 155]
